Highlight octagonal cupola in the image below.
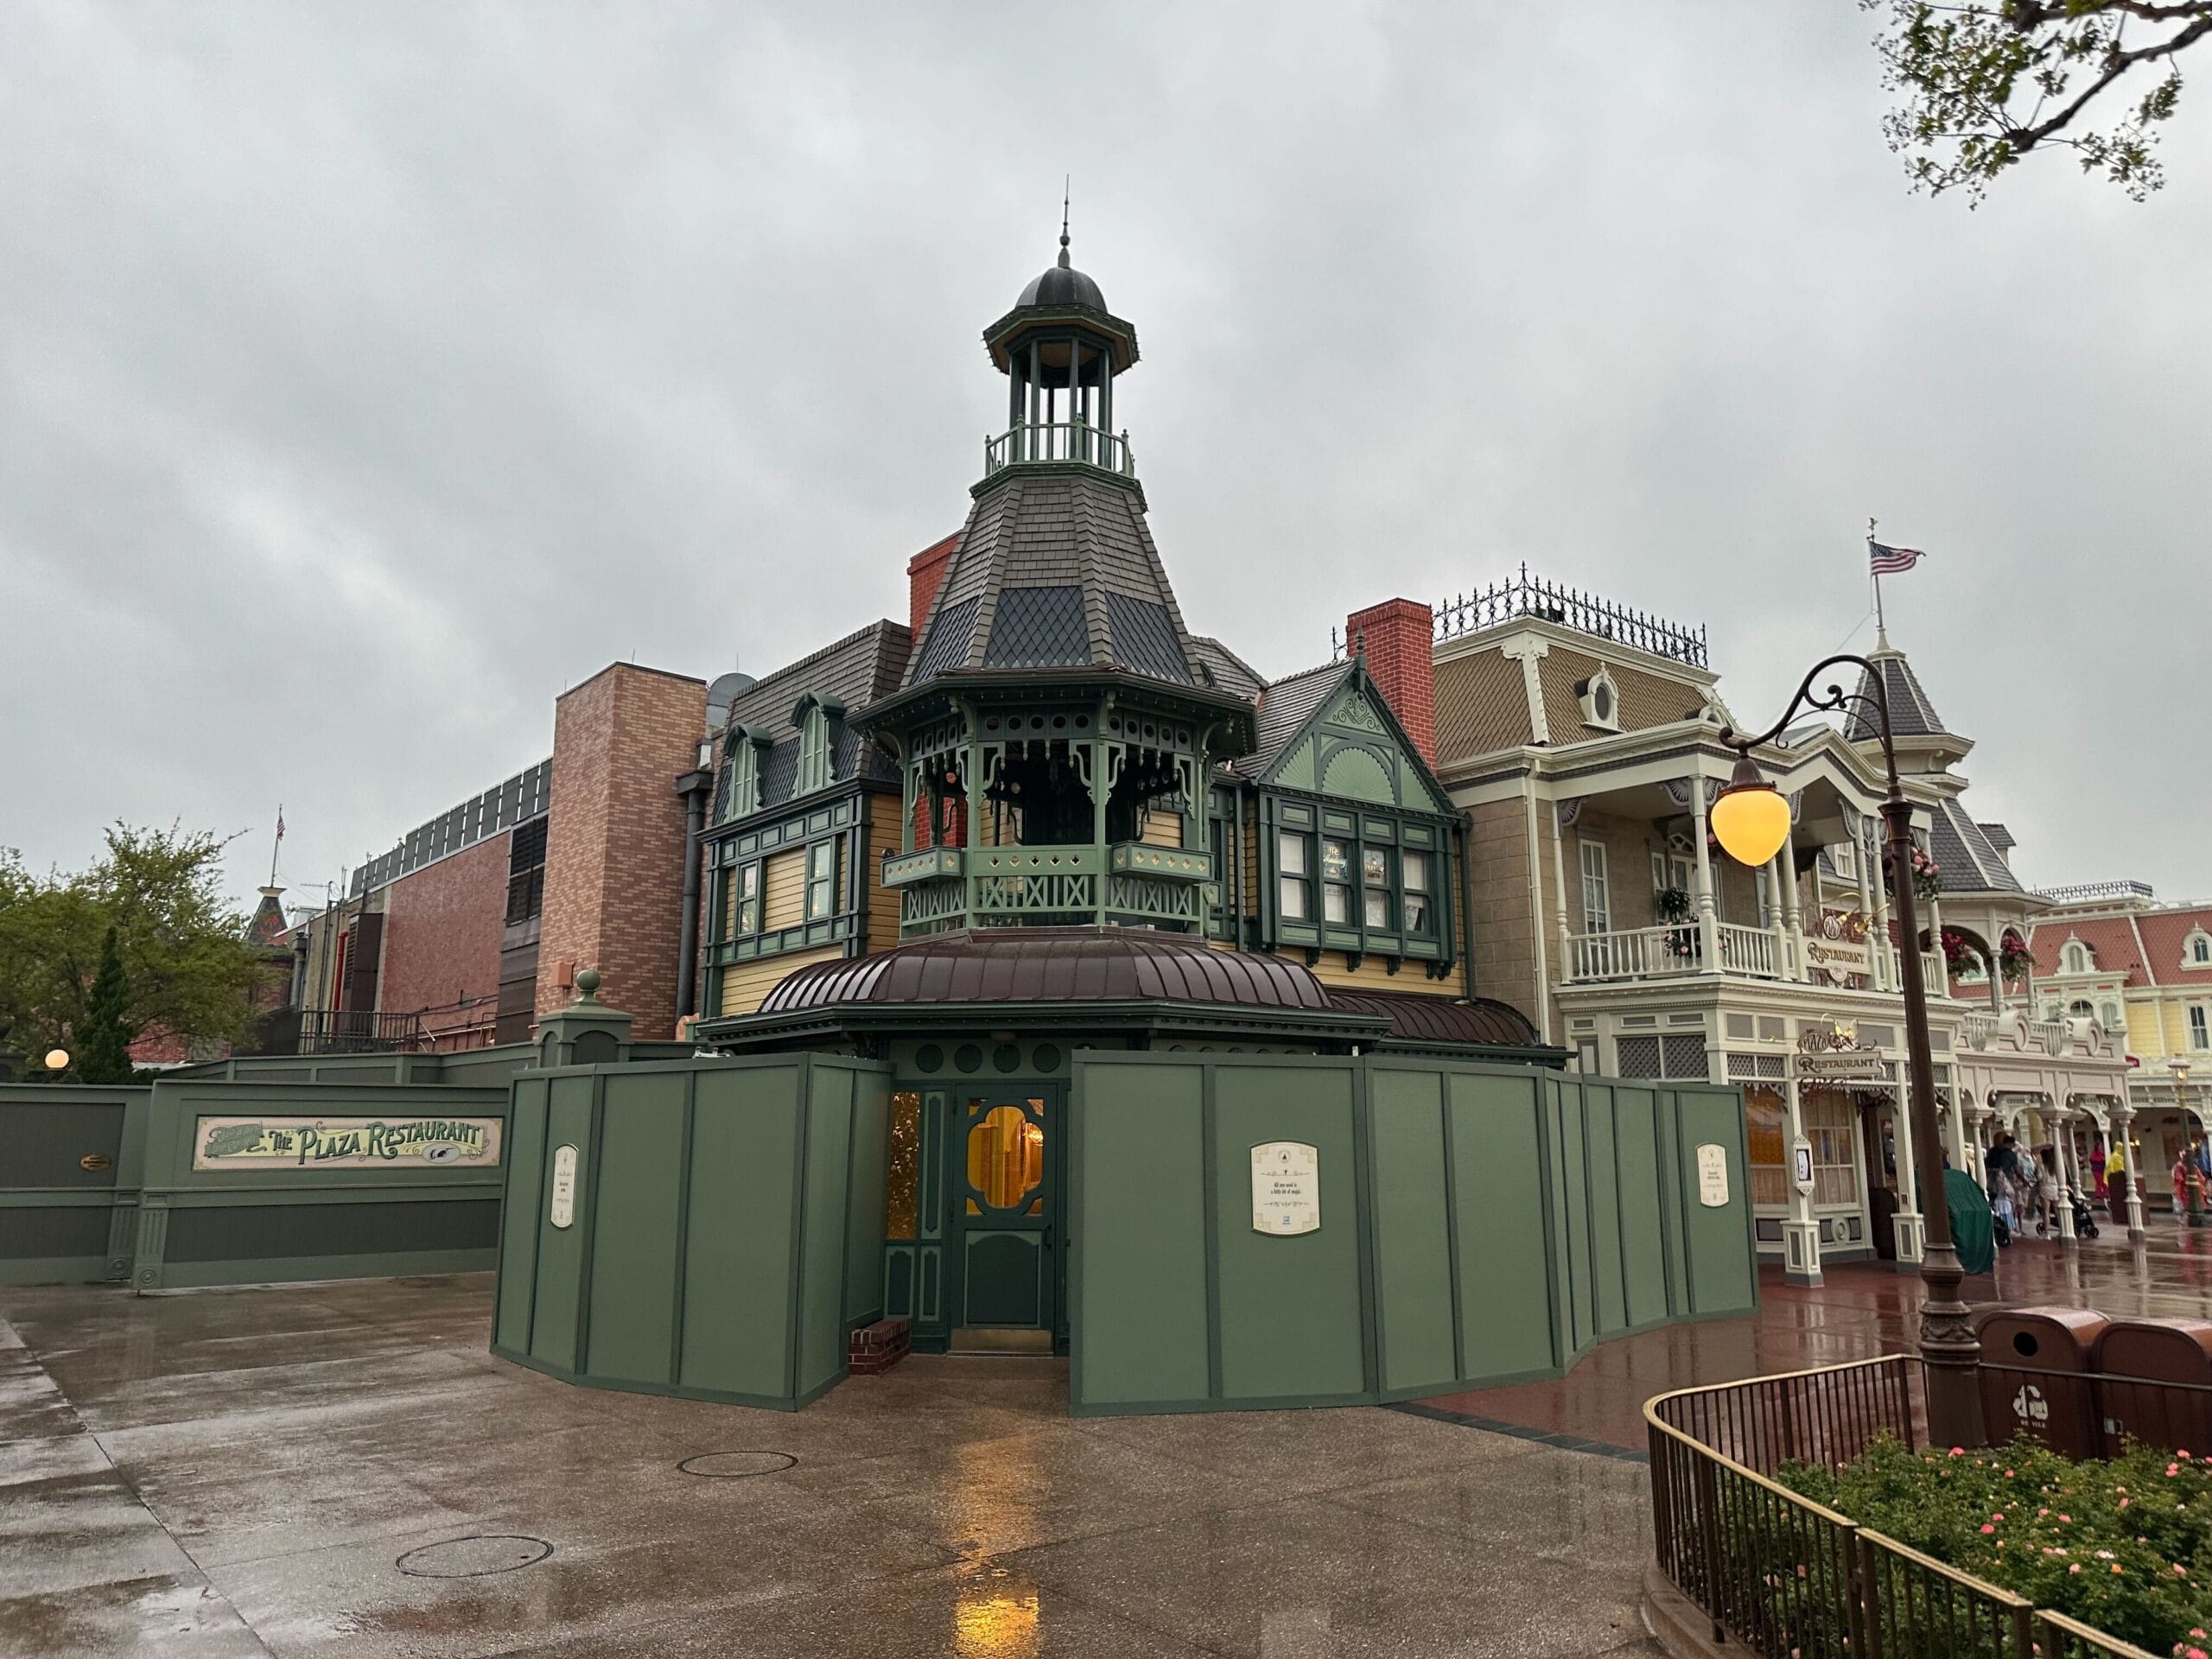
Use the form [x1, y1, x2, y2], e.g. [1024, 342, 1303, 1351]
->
[979, 213, 1141, 485]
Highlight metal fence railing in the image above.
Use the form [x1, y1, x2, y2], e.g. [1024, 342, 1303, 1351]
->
[1646, 1356, 2164, 1659]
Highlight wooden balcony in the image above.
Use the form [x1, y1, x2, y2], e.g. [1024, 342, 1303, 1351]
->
[1562, 922, 1948, 995]
[885, 842, 1213, 935]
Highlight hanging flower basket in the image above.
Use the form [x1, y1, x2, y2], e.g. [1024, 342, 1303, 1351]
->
[1998, 930, 2037, 982]
[1884, 843, 1943, 903]
[1940, 927, 1972, 967]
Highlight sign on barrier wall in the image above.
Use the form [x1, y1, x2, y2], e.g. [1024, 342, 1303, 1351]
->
[191, 1115, 503, 1171]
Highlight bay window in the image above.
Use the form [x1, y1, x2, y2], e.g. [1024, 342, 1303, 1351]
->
[1277, 831, 1311, 920]
[1321, 839, 1352, 925]
[1362, 846, 1392, 929]
[1402, 850, 1431, 933]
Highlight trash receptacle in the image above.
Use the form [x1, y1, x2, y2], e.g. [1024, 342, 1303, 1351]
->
[2094, 1319, 2212, 1458]
[1980, 1306, 2108, 1458]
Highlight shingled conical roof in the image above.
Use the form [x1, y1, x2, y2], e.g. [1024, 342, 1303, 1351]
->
[1844, 640, 1951, 743]
[902, 468, 1202, 690]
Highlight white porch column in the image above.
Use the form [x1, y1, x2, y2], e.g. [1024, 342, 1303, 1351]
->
[2113, 1103, 2146, 1243]
[1689, 779, 1721, 972]
[1853, 817, 1886, 991]
[1779, 845, 1805, 982]
[1548, 799, 1575, 985]
[2052, 1102, 2079, 1244]
[1781, 1073, 1822, 1286]
[1891, 1081, 1926, 1269]
[1764, 851, 1793, 981]
[1943, 1086, 1972, 1179]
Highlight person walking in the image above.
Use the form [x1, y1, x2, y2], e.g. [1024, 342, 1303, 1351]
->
[2107, 1137, 2129, 1224]
[2037, 1146, 2063, 1236]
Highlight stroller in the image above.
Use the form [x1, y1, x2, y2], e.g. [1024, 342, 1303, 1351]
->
[2070, 1186, 2101, 1239]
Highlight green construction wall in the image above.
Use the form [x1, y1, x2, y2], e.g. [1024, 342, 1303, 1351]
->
[492, 1053, 889, 1412]
[1, 1080, 511, 1289]
[1068, 1054, 1755, 1414]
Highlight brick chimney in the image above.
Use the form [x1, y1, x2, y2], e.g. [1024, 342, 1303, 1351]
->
[906, 531, 961, 639]
[1345, 599, 1436, 768]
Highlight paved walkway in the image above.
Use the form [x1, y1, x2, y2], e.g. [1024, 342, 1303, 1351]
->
[0, 1274, 1659, 1658]
[1421, 1218, 2212, 1453]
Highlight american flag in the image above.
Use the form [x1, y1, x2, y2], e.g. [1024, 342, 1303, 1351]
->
[1868, 538, 1925, 575]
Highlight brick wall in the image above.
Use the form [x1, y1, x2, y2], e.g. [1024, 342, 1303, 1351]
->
[534, 662, 709, 1038]
[1345, 599, 1435, 767]
[379, 832, 509, 1045]
[907, 531, 961, 639]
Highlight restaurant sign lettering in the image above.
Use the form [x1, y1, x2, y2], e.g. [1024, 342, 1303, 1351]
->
[193, 1116, 502, 1171]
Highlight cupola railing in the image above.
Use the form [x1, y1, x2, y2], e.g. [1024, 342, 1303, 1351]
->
[983, 421, 1135, 480]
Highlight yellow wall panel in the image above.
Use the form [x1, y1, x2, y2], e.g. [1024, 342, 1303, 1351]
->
[762, 849, 806, 931]
[718, 944, 842, 1018]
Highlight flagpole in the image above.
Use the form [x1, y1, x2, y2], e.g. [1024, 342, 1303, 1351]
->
[1867, 516, 1887, 646]
[269, 804, 284, 887]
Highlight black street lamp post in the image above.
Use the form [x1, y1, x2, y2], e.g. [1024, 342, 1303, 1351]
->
[1710, 653, 1984, 1451]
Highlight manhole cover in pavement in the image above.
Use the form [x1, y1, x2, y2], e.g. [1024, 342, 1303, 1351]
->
[677, 1451, 798, 1479]
[396, 1535, 553, 1578]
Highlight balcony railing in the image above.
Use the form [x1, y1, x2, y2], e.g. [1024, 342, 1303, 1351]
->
[982, 421, 1135, 479]
[1565, 925, 1949, 995]
[292, 1009, 430, 1055]
[885, 842, 1211, 933]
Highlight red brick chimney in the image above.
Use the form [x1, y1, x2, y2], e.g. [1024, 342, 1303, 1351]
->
[907, 531, 961, 639]
[1345, 599, 1436, 768]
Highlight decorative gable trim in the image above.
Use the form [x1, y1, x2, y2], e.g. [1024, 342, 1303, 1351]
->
[1254, 666, 1454, 817]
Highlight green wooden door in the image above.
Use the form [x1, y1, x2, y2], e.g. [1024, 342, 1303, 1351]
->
[951, 1087, 1058, 1331]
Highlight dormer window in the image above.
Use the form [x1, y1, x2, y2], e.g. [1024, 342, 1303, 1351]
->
[2186, 930, 2212, 969]
[2060, 939, 2094, 976]
[721, 728, 771, 823]
[791, 694, 847, 798]
[1576, 668, 1621, 733]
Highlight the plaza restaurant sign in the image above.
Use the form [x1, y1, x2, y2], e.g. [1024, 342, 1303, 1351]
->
[1802, 908, 1876, 985]
[192, 1115, 503, 1171]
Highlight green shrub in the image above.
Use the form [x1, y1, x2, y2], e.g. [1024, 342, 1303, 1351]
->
[1778, 1434, 2212, 1655]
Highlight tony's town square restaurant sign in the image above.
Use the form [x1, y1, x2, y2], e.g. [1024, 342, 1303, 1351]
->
[192, 1116, 504, 1172]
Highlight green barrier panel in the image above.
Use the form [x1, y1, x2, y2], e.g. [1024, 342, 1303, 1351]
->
[490, 1053, 890, 1412]
[0, 1087, 149, 1286]
[130, 1080, 511, 1290]
[1070, 1054, 1757, 1415]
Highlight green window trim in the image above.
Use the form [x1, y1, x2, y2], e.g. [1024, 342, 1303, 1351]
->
[804, 840, 837, 921]
[1270, 818, 1445, 952]
[735, 860, 762, 936]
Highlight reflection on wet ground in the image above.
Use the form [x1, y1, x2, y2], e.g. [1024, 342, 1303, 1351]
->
[0, 1274, 1663, 1657]
[1421, 1217, 2212, 1452]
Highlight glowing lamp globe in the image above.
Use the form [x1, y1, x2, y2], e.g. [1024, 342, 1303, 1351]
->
[1710, 758, 1791, 868]
[43, 1048, 69, 1072]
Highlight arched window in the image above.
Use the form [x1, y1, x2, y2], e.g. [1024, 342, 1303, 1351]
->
[2068, 998, 2094, 1021]
[1576, 668, 1621, 732]
[722, 729, 769, 823]
[2061, 939, 2093, 975]
[2185, 930, 2212, 969]
[2102, 1001, 2124, 1033]
[790, 694, 845, 798]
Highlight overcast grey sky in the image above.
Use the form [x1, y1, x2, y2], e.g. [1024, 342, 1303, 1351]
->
[4, 3, 2206, 913]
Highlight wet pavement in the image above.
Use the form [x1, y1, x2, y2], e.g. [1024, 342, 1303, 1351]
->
[0, 1274, 1662, 1658]
[1422, 1215, 2212, 1454]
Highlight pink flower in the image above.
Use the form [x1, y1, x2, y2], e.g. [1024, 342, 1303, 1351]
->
[1993, 1513, 2005, 1522]
[2059, 1514, 2072, 1523]
[2176, 1563, 2190, 1576]
[1950, 1446, 1965, 1458]
[2185, 1648, 2208, 1659]
[2039, 1508, 2050, 1517]
[1981, 1524, 1996, 1535]
[2121, 1498, 2132, 1509]
[2069, 1563, 2082, 1574]
[2098, 1550, 2116, 1560]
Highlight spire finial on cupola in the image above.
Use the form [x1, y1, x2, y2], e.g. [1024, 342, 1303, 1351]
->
[1058, 176, 1071, 268]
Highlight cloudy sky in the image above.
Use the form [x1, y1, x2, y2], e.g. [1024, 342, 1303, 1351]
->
[4, 3, 2206, 914]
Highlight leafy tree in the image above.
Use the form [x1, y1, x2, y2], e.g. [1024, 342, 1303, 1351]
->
[1867, 1, 2212, 200]
[76, 928, 137, 1084]
[0, 824, 262, 1072]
